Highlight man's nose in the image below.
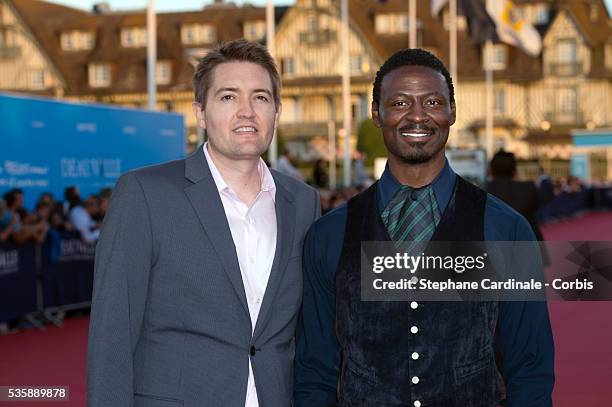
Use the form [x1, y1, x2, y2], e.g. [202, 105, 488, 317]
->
[237, 99, 256, 118]
[405, 102, 428, 123]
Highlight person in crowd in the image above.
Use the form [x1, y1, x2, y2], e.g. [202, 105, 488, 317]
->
[312, 159, 329, 188]
[88, 39, 320, 407]
[277, 148, 304, 181]
[0, 199, 16, 243]
[63, 186, 81, 216]
[295, 48, 554, 407]
[2, 189, 47, 244]
[68, 195, 100, 244]
[487, 150, 545, 242]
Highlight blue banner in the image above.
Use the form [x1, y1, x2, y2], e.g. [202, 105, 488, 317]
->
[0, 243, 37, 323]
[42, 231, 96, 309]
[0, 93, 185, 209]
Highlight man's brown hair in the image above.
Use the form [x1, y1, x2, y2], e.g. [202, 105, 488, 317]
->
[192, 39, 280, 111]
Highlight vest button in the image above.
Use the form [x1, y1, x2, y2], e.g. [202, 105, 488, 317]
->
[411, 352, 419, 360]
[410, 301, 418, 310]
[410, 326, 418, 334]
[411, 376, 419, 384]
[249, 346, 256, 356]
[414, 401, 421, 407]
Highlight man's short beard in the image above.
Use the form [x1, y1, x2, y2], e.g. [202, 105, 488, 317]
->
[400, 143, 435, 164]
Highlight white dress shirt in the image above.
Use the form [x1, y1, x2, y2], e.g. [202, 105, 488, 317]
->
[203, 144, 277, 407]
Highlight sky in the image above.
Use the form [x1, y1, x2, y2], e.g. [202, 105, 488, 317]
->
[36, 0, 612, 15]
[45, 0, 293, 12]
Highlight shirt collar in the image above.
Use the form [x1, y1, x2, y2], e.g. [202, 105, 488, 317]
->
[203, 143, 276, 198]
[378, 158, 456, 214]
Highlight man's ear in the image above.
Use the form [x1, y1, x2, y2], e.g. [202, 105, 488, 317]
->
[192, 102, 206, 129]
[371, 102, 382, 128]
[274, 102, 282, 131]
[449, 101, 456, 126]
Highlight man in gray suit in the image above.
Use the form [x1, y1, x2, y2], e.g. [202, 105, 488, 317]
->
[87, 39, 320, 407]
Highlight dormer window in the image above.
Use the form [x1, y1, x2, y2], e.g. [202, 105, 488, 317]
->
[61, 31, 95, 51]
[121, 27, 147, 48]
[156, 61, 171, 85]
[484, 44, 507, 71]
[243, 20, 266, 41]
[89, 63, 111, 88]
[181, 24, 215, 45]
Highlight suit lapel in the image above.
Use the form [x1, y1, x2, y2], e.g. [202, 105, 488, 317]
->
[253, 175, 295, 340]
[183, 148, 250, 320]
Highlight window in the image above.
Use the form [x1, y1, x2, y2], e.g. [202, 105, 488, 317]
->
[558, 88, 576, 113]
[89, 63, 110, 87]
[243, 20, 265, 41]
[281, 58, 294, 76]
[375, 14, 390, 34]
[307, 14, 318, 32]
[29, 69, 46, 90]
[494, 89, 505, 114]
[181, 24, 215, 45]
[557, 40, 576, 63]
[589, 4, 598, 22]
[443, 12, 467, 30]
[156, 61, 171, 85]
[61, 31, 95, 51]
[605, 43, 612, 70]
[485, 44, 507, 70]
[398, 14, 410, 33]
[61, 33, 74, 50]
[535, 5, 549, 25]
[350, 55, 363, 73]
[121, 27, 147, 48]
[155, 62, 170, 86]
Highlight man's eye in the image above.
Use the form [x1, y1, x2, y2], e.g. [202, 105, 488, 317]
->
[426, 99, 441, 105]
[221, 95, 235, 101]
[256, 95, 270, 102]
[392, 101, 407, 107]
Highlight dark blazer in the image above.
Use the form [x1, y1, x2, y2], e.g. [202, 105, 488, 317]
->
[87, 147, 320, 407]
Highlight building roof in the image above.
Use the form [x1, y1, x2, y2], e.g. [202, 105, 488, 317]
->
[7, 0, 612, 97]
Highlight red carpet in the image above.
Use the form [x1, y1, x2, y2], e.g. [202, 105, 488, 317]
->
[0, 316, 88, 407]
[0, 212, 611, 406]
[542, 211, 612, 406]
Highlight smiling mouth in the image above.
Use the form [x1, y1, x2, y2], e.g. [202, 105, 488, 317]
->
[234, 126, 258, 133]
[400, 131, 432, 138]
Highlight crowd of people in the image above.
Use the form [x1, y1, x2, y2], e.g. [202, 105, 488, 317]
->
[1, 152, 608, 248]
[0, 186, 111, 246]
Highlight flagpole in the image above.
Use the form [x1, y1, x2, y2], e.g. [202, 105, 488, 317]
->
[341, 0, 352, 187]
[328, 119, 337, 190]
[409, 0, 416, 48]
[485, 39, 494, 159]
[266, 0, 278, 168]
[449, 0, 458, 148]
[147, 0, 156, 110]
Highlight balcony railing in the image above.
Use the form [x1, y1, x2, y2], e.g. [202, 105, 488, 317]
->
[549, 62, 583, 77]
[0, 46, 21, 60]
[545, 110, 584, 126]
[299, 29, 337, 46]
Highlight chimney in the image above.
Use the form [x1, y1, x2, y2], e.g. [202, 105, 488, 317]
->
[92, 2, 111, 14]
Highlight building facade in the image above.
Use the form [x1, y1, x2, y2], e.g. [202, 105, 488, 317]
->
[1, 0, 611, 178]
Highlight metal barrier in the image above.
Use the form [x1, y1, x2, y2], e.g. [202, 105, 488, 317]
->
[0, 230, 95, 327]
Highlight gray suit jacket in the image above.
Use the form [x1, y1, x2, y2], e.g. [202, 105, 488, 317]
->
[87, 148, 320, 407]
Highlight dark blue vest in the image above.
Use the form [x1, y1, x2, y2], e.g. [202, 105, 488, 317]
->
[335, 176, 502, 407]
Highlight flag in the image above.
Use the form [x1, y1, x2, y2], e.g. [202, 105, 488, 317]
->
[431, 0, 448, 16]
[486, 0, 542, 56]
[459, 0, 498, 44]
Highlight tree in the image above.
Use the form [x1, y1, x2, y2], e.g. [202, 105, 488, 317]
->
[356, 118, 386, 166]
